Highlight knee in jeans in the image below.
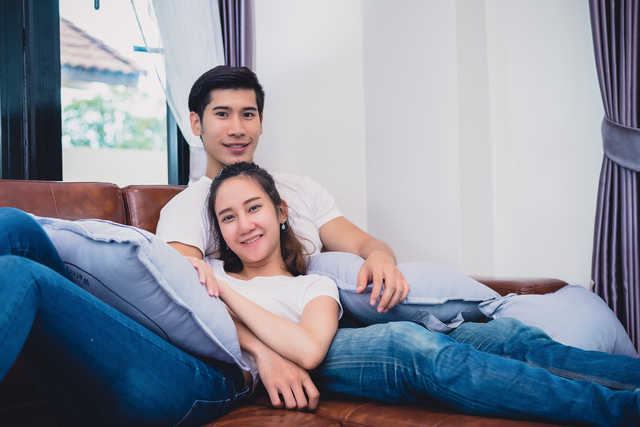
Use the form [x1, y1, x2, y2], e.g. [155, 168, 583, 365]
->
[379, 322, 452, 356]
[489, 317, 550, 342]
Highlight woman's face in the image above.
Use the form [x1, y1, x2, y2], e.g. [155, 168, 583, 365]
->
[214, 176, 285, 268]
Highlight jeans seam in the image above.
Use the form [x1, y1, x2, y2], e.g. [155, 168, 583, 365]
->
[530, 363, 639, 391]
[12, 248, 44, 264]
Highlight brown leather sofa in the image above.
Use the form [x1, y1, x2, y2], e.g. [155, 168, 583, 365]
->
[0, 179, 567, 427]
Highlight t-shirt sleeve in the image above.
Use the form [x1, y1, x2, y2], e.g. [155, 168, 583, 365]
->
[304, 177, 343, 228]
[156, 190, 209, 256]
[301, 276, 343, 320]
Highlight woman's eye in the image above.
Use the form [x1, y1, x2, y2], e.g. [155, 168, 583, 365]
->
[220, 215, 234, 222]
[249, 205, 260, 212]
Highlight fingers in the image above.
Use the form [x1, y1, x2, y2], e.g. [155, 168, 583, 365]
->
[356, 268, 369, 294]
[185, 257, 220, 297]
[289, 382, 308, 410]
[374, 268, 410, 312]
[265, 381, 316, 411]
[303, 377, 320, 410]
[265, 386, 285, 408]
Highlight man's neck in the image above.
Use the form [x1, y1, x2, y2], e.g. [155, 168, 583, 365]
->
[206, 162, 224, 180]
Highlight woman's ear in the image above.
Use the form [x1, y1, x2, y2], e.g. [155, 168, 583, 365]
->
[279, 200, 289, 224]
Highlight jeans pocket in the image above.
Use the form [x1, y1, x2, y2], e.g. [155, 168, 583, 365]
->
[174, 399, 232, 427]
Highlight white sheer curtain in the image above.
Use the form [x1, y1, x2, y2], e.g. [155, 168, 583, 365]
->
[131, 0, 225, 181]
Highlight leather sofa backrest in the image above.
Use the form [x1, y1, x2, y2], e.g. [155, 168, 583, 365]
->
[0, 180, 127, 223]
[122, 185, 185, 233]
[0, 180, 187, 234]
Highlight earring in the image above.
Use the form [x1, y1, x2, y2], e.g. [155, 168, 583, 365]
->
[281, 222, 286, 230]
[226, 245, 229, 250]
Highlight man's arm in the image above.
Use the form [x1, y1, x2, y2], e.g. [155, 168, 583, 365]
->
[319, 217, 409, 313]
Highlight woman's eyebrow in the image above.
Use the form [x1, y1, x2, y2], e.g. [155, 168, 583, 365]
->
[217, 197, 262, 217]
[243, 197, 261, 206]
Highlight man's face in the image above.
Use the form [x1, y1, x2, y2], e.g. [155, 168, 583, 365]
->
[190, 88, 263, 176]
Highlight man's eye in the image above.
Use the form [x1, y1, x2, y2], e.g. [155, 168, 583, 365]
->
[243, 112, 254, 118]
[215, 111, 228, 117]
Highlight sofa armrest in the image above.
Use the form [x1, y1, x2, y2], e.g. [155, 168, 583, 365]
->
[470, 276, 568, 296]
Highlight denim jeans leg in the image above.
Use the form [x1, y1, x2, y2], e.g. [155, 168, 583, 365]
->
[0, 207, 69, 278]
[0, 255, 244, 427]
[449, 317, 640, 390]
[311, 322, 640, 427]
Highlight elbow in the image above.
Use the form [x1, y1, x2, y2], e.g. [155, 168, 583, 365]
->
[296, 343, 328, 370]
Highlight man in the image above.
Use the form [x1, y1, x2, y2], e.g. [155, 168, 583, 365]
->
[157, 66, 409, 410]
[156, 66, 640, 425]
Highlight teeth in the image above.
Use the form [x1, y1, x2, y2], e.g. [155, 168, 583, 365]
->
[244, 235, 261, 244]
[228, 145, 245, 148]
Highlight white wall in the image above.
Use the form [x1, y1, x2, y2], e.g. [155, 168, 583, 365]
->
[253, 0, 368, 230]
[484, 0, 603, 285]
[254, 0, 604, 287]
[362, 1, 464, 270]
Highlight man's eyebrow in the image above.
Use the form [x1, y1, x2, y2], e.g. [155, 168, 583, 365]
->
[211, 105, 258, 111]
[217, 196, 262, 217]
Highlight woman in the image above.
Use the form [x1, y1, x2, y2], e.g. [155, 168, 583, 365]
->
[204, 162, 640, 427]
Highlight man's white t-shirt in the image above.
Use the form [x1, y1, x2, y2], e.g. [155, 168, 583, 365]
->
[156, 173, 343, 260]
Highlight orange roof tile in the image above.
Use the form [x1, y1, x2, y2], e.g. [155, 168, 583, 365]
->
[60, 17, 146, 82]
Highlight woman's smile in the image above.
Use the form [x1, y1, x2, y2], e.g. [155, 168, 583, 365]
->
[242, 234, 263, 245]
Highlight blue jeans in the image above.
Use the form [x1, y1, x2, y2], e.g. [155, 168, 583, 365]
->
[312, 316, 640, 426]
[0, 208, 248, 427]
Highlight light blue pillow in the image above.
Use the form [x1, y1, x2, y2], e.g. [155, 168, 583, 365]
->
[307, 252, 501, 333]
[479, 285, 638, 357]
[35, 216, 243, 366]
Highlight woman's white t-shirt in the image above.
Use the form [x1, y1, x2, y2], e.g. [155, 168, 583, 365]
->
[209, 260, 343, 391]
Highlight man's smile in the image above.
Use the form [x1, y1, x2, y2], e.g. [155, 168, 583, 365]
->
[223, 142, 250, 150]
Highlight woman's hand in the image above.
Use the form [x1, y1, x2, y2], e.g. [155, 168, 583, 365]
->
[184, 256, 226, 297]
[255, 346, 320, 410]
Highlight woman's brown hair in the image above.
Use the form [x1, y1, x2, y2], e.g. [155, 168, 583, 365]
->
[207, 162, 308, 276]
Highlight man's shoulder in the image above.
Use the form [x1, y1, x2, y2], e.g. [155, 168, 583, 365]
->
[166, 177, 212, 205]
[272, 172, 321, 194]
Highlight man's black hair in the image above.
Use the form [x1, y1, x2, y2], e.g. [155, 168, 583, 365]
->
[188, 66, 265, 122]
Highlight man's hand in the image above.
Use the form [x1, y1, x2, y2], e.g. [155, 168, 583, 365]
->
[254, 344, 320, 410]
[184, 256, 224, 297]
[356, 250, 409, 313]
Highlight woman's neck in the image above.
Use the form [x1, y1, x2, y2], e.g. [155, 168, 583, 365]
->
[228, 255, 292, 281]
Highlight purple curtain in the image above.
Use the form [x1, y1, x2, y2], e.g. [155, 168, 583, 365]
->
[590, 0, 640, 351]
[218, 0, 254, 69]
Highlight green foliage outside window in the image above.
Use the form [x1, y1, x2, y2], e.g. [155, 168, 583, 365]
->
[62, 85, 166, 150]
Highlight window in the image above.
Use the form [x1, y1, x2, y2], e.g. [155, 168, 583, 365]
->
[59, 0, 168, 186]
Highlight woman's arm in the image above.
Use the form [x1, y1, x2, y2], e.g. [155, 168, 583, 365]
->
[219, 281, 339, 370]
[230, 314, 320, 409]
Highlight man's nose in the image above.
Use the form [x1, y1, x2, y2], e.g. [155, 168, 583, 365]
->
[228, 115, 245, 136]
